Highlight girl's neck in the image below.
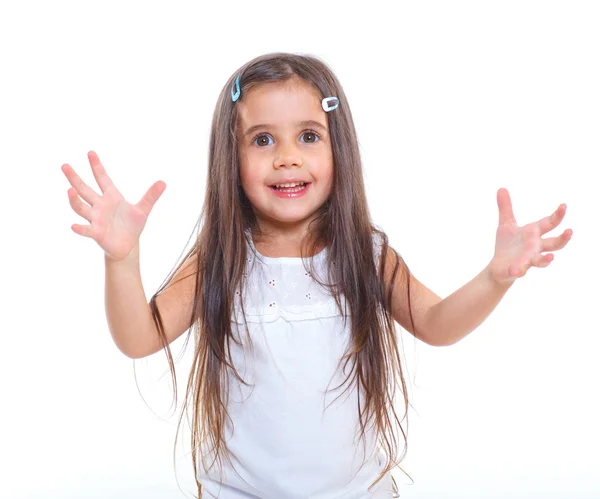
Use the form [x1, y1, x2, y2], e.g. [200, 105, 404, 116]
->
[250, 228, 325, 258]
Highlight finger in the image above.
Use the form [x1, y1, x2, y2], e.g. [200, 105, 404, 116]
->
[540, 229, 573, 252]
[530, 252, 554, 268]
[88, 150, 116, 194]
[509, 261, 529, 278]
[535, 203, 567, 235]
[136, 180, 166, 216]
[505, 252, 529, 278]
[71, 223, 95, 239]
[497, 188, 516, 225]
[67, 187, 93, 222]
[61, 163, 101, 206]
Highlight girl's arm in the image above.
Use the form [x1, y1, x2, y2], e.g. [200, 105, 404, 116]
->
[385, 188, 571, 347]
[380, 246, 443, 346]
[105, 245, 198, 359]
[62, 151, 185, 358]
[382, 248, 510, 347]
[420, 263, 511, 346]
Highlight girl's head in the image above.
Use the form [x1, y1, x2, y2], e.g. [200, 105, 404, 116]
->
[207, 52, 362, 247]
[236, 76, 334, 236]
[150, 53, 410, 498]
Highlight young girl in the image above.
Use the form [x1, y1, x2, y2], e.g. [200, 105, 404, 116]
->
[61, 52, 572, 498]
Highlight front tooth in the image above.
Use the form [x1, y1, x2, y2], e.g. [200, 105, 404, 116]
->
[277, 182, 302, 188]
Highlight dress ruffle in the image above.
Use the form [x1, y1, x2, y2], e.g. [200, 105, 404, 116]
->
[231, 299, 350, 324]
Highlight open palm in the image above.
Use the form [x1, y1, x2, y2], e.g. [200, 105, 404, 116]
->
[490, 188, 572, 284]
[62, 151, 166, 261]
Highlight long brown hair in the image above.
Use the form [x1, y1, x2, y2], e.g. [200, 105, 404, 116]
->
[148, 52, 415, 497]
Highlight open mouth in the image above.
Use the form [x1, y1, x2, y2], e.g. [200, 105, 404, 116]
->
[269, 182, 310, 192]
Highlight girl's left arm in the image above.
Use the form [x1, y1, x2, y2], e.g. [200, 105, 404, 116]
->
[389, 188, 573, 347]
[421, 262, 512, 346]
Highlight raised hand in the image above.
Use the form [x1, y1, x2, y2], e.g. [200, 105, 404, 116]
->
[489, 188, 572, 285]
[62, 151, 166, 261]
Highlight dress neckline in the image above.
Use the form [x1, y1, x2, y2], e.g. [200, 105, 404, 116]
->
[245, 229, 327, 265]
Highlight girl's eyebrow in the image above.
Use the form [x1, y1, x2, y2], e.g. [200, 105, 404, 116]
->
[243, 120, 327, 139]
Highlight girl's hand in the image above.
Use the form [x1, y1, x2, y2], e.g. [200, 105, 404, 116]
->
[62, 150, 166, 261]
[489, 188, 572, 285]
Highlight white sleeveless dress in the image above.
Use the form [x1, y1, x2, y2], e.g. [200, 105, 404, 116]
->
[197, 231, 397, 498]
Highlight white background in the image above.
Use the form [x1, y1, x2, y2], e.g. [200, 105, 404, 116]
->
[1, 1, 598, 498]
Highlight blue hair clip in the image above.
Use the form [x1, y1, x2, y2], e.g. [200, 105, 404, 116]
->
[231, 74, 241, 102]
[322, 96, 339, 112]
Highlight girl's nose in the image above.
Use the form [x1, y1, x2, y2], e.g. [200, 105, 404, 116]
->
[274, 142, 303, 168]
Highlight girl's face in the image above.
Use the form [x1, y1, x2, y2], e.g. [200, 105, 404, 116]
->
[237, 77, 334, 239]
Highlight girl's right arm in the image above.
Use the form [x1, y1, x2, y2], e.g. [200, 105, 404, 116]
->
[63, 150, 195, 359]
[105, 245, 198, 359]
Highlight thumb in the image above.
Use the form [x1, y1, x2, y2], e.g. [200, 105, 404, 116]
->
[137, 180, 166, 216]
[497, 187, 516, 225]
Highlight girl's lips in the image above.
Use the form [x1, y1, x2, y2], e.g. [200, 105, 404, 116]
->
[269, 182, 311, 199]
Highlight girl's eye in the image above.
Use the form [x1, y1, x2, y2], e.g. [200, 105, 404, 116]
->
[300, 131, 320, 144]
[252, 130, 321, 147]
[254, 134, 273, 147]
